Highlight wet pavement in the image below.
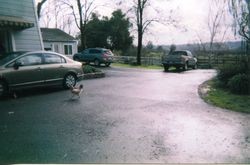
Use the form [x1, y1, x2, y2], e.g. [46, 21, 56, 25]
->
[0, 67, 250, 163]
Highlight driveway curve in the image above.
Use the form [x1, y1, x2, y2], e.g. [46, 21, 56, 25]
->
[96, 68, 250, 163]
[0, 67, 249, 163]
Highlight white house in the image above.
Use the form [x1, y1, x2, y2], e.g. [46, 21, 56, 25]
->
[0, 0, 43, 53]
[41, 28, 78, 56]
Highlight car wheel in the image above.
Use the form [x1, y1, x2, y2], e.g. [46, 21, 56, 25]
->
[63, 73, 77, 89]
[105, 63, 111, 67]
[163, 65, 169, 72]
[0, 80, 7, 98]
[183, 62, 188, 71]
[94, 59, 100, 66]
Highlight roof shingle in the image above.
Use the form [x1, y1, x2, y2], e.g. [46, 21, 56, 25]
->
[41, 28, 76, 42]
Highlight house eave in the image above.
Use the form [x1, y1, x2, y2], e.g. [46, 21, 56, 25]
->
[0, 15, 34, 30]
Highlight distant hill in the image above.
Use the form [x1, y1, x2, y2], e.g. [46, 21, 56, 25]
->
[160, 41, 244, 52]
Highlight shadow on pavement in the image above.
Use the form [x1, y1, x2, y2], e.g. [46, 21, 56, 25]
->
[1, 87, 65, 100]
[163, 69, 184, 73]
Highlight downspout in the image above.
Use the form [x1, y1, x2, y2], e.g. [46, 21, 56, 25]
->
[32, 0, 44, 50]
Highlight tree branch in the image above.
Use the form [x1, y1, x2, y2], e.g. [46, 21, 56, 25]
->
[37, 0, 48, 19]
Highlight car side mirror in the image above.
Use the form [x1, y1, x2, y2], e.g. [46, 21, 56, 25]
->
[13, 62, 21, 70]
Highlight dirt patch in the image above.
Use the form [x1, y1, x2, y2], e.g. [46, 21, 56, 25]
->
[198, 80, 211, 100]
[83, 72, 105, 79]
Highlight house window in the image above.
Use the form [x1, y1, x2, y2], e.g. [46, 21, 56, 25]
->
[64, 44, 72, 55]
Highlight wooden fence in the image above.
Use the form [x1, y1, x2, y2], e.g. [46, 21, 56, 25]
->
[113, 54, 249, 69]
[113, 56, 162, 66]
[196, 53, 249, 68]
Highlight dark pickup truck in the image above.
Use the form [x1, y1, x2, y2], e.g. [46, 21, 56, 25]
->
[162, 50, 197, 71]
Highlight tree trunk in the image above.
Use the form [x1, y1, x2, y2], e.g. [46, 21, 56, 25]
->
[246, 0, 250, 72]
[136, 0, 144, 65]
[76, 0, 86, 51]
[80, 27, 86, 51]
[137, 31, 142, 65]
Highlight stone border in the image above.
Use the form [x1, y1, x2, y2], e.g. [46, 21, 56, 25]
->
[82, 72, 105, 80]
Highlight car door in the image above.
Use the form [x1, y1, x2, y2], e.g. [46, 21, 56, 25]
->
[81, 50, 89, 61]
[42, 53, 68, 85]
[5, 53, 44, 89]
[89, 49, 100, 61]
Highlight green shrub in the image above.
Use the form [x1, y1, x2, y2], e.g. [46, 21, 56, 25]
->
[82, 65, 101, 74]
[228, 73, 250, 95]
[217, 63, 247, 85]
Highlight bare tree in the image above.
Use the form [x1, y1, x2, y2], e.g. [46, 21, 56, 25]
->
[61, 16, 75, 35]
[195, 31, 207, 52]
[229, 0, 250, 48]
[40, 0, 53, 28]
[39, 0, 61, 28]
[38, 0, 97, 50]
[203, 0, 229, 68]
[229, 0, 250, 71]
[61, 0, 97, 50]
[38, 0, 74, 35]
[135, 0, 148, 65]
[53, 0, 62, 29]
[37, 0, 48, 19]
[207, 0, 228, 52]
[116, 0, 178, 65]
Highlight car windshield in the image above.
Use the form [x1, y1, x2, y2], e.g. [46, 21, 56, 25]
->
[0, 52, 27, 66]
[170, 51, 187, 56]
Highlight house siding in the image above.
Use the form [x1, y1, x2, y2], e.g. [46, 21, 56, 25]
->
[0, 0, 43, 51]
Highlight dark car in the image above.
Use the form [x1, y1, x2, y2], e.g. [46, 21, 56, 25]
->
[0, 51, 84, 97]
[162, 50, 197, 71]
[73, 48, 114, 66]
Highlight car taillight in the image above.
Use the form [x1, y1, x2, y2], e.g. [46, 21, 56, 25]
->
[102, 53, 108, 58]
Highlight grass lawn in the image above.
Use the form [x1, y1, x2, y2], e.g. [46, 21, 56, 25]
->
[112, 63, 163, 70]
[112, 63, 178, 71]
[205, 80, 250, 113]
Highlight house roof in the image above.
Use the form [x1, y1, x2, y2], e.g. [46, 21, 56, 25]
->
[41, 28, 76, 42]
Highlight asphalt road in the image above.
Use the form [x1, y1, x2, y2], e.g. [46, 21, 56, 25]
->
[0, 67, 250, 163]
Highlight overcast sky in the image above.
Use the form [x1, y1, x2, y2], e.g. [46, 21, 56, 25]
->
[37, 0, 239, 45]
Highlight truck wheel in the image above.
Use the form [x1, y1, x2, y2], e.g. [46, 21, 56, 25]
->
[183, 62, 188, 71]
[164, 65, 169, 72]
[94, 59, 100, 66]
[105, 63, 111, 67]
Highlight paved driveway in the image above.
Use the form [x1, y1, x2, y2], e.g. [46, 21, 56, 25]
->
[0, 67, 250, 163]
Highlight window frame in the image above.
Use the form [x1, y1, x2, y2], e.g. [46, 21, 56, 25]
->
[13, 53, 43, 67]
[44, 53, 66, 64]
[64, 44, 73, 55]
